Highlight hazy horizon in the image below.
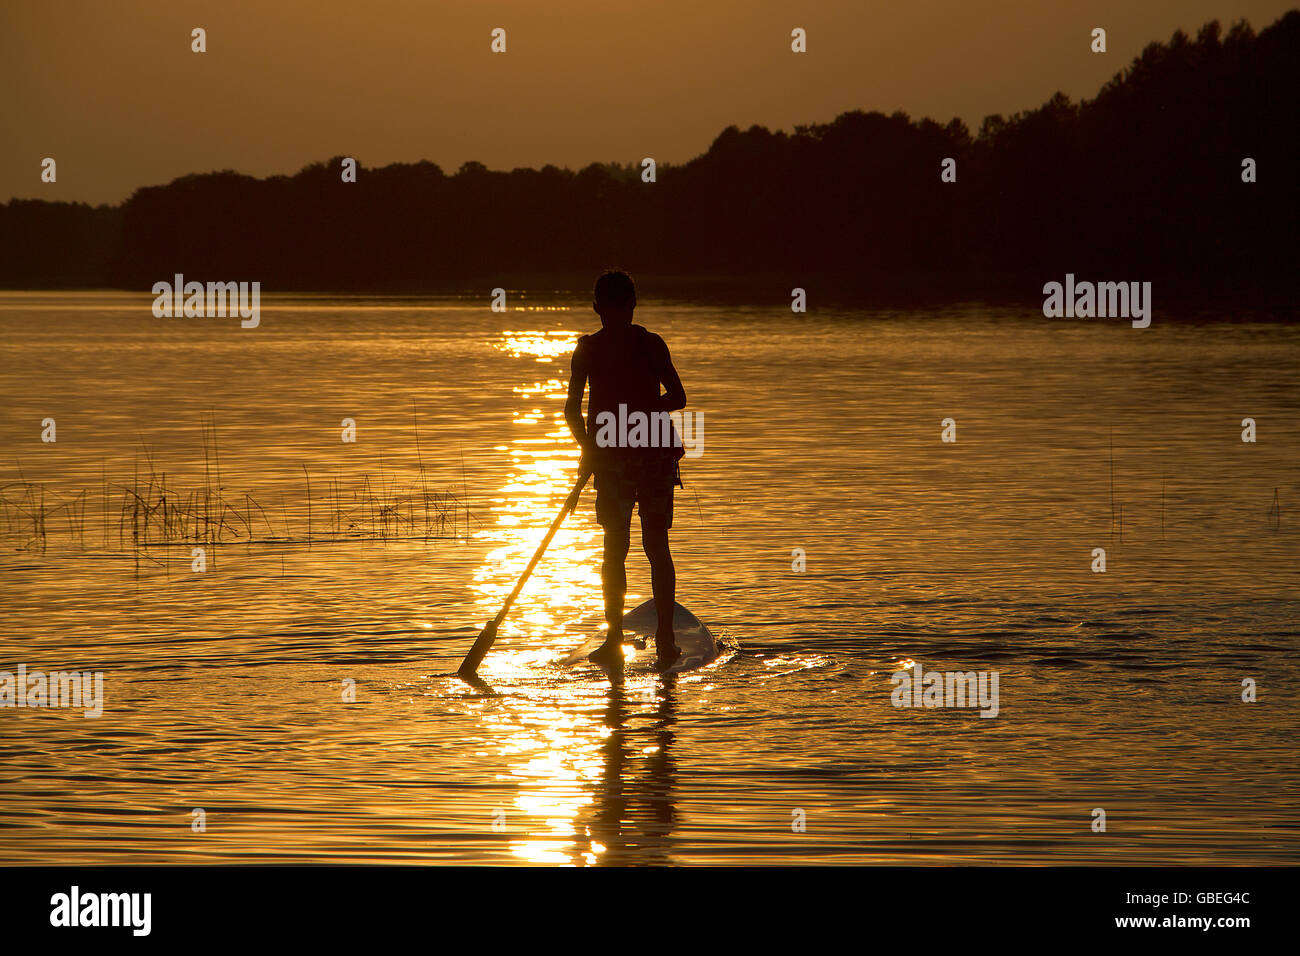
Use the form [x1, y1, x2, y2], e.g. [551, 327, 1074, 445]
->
[3, 0, 1296, 205]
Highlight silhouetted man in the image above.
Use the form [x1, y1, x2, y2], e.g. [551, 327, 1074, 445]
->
[565, 271, 687, 668]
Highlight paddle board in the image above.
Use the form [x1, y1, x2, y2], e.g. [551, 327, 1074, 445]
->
[561, 599, 726, 675]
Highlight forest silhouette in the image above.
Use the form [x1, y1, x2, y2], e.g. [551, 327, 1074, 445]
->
[2, 15, 1296, 303]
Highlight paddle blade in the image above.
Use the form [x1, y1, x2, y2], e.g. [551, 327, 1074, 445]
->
[457, 620, 498, 677]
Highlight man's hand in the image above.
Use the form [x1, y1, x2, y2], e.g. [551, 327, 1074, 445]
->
[578, 437, 599, 476]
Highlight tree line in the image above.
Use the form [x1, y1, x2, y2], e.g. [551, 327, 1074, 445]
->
[2, 14, 1296, 303]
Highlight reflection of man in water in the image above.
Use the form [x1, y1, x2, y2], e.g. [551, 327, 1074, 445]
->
[564, 271, 687, 668]
[583, 681, 678, 865]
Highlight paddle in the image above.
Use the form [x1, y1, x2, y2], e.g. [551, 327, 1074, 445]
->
[457, 468, 593, 677]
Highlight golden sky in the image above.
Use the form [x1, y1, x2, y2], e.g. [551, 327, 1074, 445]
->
[2, 0, 1294, 205]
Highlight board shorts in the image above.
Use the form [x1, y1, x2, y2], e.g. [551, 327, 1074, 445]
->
[593, 453, 681, 530]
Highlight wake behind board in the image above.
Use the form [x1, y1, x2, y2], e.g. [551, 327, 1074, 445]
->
[561, 600, 724, 675]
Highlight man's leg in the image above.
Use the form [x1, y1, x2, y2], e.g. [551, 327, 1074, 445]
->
[601, 521, 631, 643]
[592, 464, 634, 659]
[641, 517, 679, 660]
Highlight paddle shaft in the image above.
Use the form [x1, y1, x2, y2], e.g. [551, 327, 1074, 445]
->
[457, 469, 592, 676]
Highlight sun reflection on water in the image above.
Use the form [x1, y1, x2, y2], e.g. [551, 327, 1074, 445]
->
[471, 328, 597, 649]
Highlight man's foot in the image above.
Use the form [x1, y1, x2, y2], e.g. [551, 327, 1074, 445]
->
[588, 629, 625, 665]
[652, 645, 682, 671]
[653, 629, 680, 670]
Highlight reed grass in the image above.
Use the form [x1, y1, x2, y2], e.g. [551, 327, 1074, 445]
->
[1, 419, 477, 556]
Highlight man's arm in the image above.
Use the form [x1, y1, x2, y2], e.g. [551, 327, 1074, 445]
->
[653, 336, 686, 411]
[563, 338, 591, 456]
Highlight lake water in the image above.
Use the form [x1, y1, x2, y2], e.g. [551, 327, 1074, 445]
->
[0, 291, 1296, 865]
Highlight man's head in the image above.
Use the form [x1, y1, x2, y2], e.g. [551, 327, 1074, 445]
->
[593, 270, 636, 327]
